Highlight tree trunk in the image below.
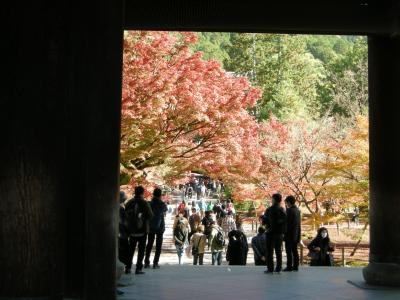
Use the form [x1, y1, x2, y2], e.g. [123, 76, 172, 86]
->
[350, 222, 368, 257]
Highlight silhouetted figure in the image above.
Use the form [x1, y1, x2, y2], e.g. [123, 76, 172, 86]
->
[144, 188, 167, 269]
[308, 227, 335, 266]
[124, 186, 154, 275]
[262, 193, 287, 274]
[284, 195, 301, 272]
[227, 229, 248, 265]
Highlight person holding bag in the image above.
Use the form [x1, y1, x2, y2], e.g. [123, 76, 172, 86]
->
[307, 227, 335, 266]
[190, 225, 207, 265]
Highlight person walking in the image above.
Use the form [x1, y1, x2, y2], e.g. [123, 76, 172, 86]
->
[178, 200, 186, 214]
[144, 188, 168, 269]
[173, 213, 189, 265]
[251, 226, 267, 266]
[226, 200, 234, 214]
[284, 195, 301, 272]
[352, 206, 360, 227]
[226, 229, 248, 265]
[124, 186, 154, 275]
[209, 221, 225, 265]
[201, 183, 206, 198]
[188, 207, 201, 241]
[212, 200, 224, 224]
[201, 210, 214, 238]
[186, 185, 194, 199]
[262, 193, 287, 274]
[307, 227, 335, 266]
[190, 225, 207, 265]
[221, 210, 236, 238]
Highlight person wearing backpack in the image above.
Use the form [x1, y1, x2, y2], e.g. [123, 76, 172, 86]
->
[124, 186, 154, 275]
[262, 193, 287, 274]
[173, 214, 189, 265]
[190, 225, 207, 265]
[144, 188, 167, 269]
[209, 221, 225, 265]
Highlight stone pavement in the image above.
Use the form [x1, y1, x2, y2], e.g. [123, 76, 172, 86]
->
[118, 266, 400, 300]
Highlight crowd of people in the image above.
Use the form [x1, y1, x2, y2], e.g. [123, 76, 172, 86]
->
[118, 186, 336, 276]
[180, 177, 225, 200]
[172, 204, 246, 266]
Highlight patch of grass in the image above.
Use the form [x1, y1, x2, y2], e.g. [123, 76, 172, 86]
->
[345, 260, 368, 267]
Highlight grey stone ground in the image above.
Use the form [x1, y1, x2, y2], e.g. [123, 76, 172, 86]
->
[117, 266, 400, 300]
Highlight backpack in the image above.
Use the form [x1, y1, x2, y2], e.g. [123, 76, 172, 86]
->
[214, 228, 225, 247]
[174, 218, 187, 245]
[124, 200, 144, 235]
[150, 210, 163, 233]
[150, 201, 165, 233]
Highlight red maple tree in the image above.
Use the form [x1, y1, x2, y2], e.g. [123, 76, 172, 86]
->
[121, 31, 262, 188]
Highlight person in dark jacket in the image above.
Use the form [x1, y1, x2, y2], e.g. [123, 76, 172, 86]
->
[284, 195, 301, 271]
[124, 186, 154, 275]
[188, 207, 201, 241]
[308, 227, 335, 266]
[201, 211, 214, 238]
[226, 229, 248, 265]
[251, 226, 267, 266]
[262, 193, 287, 274]
[144, 188, 167, 269]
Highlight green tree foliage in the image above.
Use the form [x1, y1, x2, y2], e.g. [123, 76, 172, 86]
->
[316, 37, 368, 121]
[190, 32, 232, 64]
[195, 33, 367, 124]
[225, 33, 324, 121]
[306, 35, 352, 64]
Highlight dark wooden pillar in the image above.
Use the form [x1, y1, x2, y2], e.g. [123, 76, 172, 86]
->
[363, 35, 400, 286]
[1, 0, 123, 299]
[0, 2, 69, 298]
[75, 2, 124, 300]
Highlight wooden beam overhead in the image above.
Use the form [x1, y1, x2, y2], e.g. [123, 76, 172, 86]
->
[124, 0, 399, 35]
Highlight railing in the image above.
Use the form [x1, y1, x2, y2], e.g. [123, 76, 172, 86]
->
[299, 244, 369, 266]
